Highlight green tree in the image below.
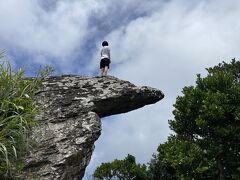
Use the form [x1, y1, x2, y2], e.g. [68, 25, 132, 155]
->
[148, 137, 178, 180]
[148, 136, 216, 180]
[94, 154, 148, 180]
[149, 60, 240, 179]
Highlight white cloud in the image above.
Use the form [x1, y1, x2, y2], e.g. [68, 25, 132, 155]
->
[99, 103, 171, 161]
[0, 0, 166, 72]
[0, 0, 104, 69]
[0, 0, 171, 72]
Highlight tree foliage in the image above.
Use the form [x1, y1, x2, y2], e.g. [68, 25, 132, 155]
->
[149, 60, 240, 179]
[93, 154, 148, 180]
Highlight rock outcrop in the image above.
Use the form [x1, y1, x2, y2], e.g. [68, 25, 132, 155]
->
[21, 75, 164, 180]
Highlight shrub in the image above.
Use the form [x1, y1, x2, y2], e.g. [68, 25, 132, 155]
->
[0, 55, 41, 177]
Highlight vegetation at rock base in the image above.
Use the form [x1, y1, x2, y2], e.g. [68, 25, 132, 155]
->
[94, 59, 240, 180]
[0, 52, 53, 178]
[94, 154, 148, 180]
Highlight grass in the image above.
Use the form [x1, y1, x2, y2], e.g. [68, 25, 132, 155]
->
[0, 53, 42, 178]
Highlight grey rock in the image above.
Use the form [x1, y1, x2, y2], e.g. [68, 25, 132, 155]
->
[21, 75, 164, 180]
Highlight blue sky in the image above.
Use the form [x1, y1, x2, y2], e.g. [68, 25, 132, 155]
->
[1, 0, 240, 179]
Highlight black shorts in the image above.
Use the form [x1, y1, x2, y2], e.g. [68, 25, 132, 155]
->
[100, 58, 110, 69]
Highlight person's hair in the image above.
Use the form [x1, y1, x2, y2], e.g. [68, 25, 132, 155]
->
[102, 41, 108, 46]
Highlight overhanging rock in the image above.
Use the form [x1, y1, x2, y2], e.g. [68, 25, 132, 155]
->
[20, 75, 164, 180]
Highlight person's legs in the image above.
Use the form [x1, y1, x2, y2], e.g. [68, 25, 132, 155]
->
[103, 66, 108, 76]
[100, 58, 110, 77]
[101, 68, 104, 76]
[103, 58, 110, 76]
[100, 59, 105, 76]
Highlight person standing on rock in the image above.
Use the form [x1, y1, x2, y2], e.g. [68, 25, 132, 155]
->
[100, 41, 111, 77]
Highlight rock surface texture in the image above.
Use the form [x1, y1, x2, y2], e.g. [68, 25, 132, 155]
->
[21, 75, 164, 180]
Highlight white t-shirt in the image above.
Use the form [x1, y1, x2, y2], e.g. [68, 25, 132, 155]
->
[101, 46, 111, 60]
